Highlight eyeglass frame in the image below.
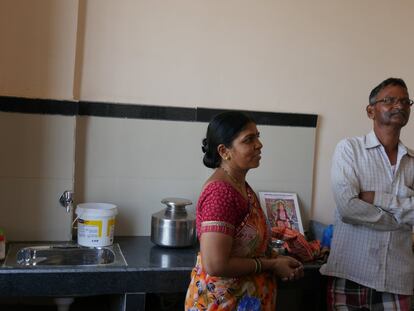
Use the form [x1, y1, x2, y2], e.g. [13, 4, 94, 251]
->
[371, 96, 414, 107]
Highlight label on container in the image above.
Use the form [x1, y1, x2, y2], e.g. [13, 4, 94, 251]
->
[107, 219, 115, 237]
[78, 219, 102, 238]
[77, 216, 115, 247]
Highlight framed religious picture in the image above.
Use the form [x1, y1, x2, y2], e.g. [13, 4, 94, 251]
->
[258, 191, 304, 234]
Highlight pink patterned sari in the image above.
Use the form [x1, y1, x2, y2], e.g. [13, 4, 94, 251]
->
[185, 181, 277, 311]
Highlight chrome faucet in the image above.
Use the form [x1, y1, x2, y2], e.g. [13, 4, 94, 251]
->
[59, 190, 74, 213]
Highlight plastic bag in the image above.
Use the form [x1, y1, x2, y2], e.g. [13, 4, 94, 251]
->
[321, 224, 334, 248]
[236, 296, 261, 311]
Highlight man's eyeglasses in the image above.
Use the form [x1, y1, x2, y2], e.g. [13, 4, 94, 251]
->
[372, 96, 414, 107]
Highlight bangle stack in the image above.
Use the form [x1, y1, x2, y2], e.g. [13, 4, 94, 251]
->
[253, 257, 262, 274]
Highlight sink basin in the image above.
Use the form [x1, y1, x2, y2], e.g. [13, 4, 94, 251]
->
[17, 245, 115, 266]
[3, 243, 127, 268]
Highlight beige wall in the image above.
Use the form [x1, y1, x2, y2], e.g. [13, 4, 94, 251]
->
[0, 0, 78, 99]
[78, 0, 414, 225]
[1, 0, 414, 239]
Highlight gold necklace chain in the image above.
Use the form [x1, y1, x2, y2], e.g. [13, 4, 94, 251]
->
[221, 167, 244, 191]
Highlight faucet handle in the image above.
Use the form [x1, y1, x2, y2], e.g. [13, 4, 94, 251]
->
[59, 190, 74, 213]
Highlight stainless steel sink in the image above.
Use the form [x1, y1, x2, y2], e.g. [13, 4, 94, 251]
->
[3, 243, 127, 268]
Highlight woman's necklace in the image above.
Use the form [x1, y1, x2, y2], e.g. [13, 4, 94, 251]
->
[221, 167, 245, 192]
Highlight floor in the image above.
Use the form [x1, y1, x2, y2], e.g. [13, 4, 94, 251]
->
[0, 293, 187, 311]
[145, 293, 185, 311]
[0, 296, 112, 311]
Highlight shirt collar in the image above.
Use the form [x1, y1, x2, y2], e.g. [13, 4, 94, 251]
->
[405, 145, 414, 158]
[364, 130, 414, 158]
[364, 131, 381, 149]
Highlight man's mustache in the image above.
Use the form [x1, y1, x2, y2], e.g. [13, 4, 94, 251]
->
[389, 109, 408, 118]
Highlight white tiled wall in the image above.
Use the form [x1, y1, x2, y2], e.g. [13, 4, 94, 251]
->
[75, 116, 316, 236]
[0, 111, 315, 240]
[0, 112, 75, 241]
[75, 117, 208, 236]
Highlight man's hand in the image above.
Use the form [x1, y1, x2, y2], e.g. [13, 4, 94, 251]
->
[359, 191, 375, 204]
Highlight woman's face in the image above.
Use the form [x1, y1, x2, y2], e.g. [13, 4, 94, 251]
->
[226, 122, 263, 171]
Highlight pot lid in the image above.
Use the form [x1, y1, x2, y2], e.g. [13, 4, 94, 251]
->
[161, 197, 192, 208]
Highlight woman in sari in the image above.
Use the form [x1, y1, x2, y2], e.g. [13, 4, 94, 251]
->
[185, 111, 304, 311]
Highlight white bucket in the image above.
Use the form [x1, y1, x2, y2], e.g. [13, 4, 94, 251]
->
[75, 203, 118, 247]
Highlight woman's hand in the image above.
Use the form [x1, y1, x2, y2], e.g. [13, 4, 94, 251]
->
[270, 256, 304, 281]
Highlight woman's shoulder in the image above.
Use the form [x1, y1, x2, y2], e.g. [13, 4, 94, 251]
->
[198, 179, 247, 213]
[201, 179, 235, 195]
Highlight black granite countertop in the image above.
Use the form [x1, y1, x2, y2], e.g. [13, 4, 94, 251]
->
[0, 236, 197, 297]
[0, 236, 322, 297]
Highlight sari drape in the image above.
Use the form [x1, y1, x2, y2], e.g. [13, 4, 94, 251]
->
[185, 184, 277, 311]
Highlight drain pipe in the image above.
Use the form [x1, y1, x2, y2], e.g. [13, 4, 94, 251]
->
[54, 297, 74, 311]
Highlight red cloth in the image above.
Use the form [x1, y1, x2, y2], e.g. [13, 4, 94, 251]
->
[272, 226, 321, 262]
[196, 180, 250, 238]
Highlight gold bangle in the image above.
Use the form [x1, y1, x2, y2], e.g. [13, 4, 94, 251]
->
[256, 257, 262, 274]
[253, 257, 262, 274]
[253, 258, 258, 274]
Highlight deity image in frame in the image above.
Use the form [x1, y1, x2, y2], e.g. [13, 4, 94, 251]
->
[259, 192, 303, 234]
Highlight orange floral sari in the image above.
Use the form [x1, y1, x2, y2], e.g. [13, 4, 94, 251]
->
[185, 185, 277, 311]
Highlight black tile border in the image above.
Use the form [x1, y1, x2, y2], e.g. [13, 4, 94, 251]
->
[0, 96, 317, 127]
[196, 107, 317, 127]
[0, 96, 77, 116]
[78, 101, 195, 121]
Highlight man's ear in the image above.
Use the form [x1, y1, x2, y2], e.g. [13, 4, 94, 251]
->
[366, 104, 375, 119]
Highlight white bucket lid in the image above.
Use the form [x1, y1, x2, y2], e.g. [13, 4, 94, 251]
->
[75, 203, 118, 217]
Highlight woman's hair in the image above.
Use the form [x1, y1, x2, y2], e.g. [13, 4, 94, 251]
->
[202, 111, 255, 168]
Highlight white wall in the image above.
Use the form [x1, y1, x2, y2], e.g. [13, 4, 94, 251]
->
[1, 0, 414, 239]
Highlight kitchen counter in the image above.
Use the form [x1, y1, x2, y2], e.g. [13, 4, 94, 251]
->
[0, 236, 196, 297]
[0, 236, 326, 310]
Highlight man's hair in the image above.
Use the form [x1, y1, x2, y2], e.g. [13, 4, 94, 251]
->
[369, 78, 408, 105]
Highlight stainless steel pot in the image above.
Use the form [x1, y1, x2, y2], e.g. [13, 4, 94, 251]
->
[150, 197, 196, 248]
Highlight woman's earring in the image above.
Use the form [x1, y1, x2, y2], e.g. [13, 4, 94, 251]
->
[225, 155, 231, 161]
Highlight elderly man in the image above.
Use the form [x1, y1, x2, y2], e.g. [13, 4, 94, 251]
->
[321, 78, 414, 310]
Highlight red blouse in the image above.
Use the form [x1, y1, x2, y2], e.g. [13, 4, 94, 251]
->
[196, 180, 250, 238]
